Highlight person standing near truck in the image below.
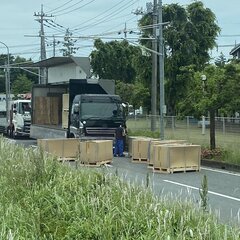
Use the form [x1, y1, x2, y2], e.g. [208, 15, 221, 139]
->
[114, 124, 125, 157]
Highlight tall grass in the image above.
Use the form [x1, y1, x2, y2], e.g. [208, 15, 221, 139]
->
[0, 137, 239, 239]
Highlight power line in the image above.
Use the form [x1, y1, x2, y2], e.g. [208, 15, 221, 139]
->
[48, 0, 85, 15]
[55, 0, 96, 17]
[73, 0, 139, 33]
[45, 0, 75, 14]
[71, 0, 130, 30]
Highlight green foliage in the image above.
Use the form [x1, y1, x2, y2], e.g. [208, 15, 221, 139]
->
[138, 1, 220, 116]
[127, 128, 160, 139]
[115, 80, 134, 104]
[11, 74, 33, 95]
[182, 63, 240, 117]
[90, 39, 141, 83]
[215, 52, 227, 68]
[115, 76, 150, 111]
[0, 137, 239, 239]
[0, 54, 37, 94]
[131, 81, 150, 110]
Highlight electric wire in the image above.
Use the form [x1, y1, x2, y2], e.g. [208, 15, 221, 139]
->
[45, 0, 75, 14]
[71, 0, 130, 30]
[73, 0, 139, 34]
[46, 0, 85, 15]
[55, 0, 97, 17]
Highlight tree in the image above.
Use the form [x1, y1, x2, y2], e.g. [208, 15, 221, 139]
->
[180, 63, 240, 149]
[215, 52, 227, 68]
[0, 53, 14, 93]
[90, 39, 141, 84]
[11, 74, 33, 95]
[138, 1, 220, 116]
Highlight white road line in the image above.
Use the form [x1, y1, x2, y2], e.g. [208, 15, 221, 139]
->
[201, 167, 240, 177]
[164, 180, 240, 202]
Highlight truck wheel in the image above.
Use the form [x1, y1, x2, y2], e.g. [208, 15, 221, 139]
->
[12, 129, 17, 139]
[7, 128, 13, 138]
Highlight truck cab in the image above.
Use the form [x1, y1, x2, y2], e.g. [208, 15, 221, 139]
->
[69, 94, 126, 138]
[8, 100, 31, 138]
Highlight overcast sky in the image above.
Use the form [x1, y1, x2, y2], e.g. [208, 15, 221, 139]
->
[0, 0, 239, 62]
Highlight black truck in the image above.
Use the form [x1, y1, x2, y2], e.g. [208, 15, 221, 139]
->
[30, 79, 127, 140]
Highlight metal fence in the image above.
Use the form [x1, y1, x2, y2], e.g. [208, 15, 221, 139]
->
[127, 115, 240, 150]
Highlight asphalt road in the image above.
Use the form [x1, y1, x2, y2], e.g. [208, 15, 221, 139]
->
[9, 137, 240, 226]
[106, 157, 240, 226]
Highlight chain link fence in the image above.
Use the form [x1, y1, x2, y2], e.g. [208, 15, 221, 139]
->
[127, 115, 240, 150]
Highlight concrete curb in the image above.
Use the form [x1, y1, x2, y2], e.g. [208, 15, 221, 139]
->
[201, 159, 240, 173]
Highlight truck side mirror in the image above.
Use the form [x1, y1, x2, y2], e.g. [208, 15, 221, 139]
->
[73, 103, 79, 114]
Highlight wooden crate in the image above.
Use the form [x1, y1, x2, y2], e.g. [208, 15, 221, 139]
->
[62, 110, 69, 129]
[33, 96, 61, 125]
[148, 140, 188, 167]
[79, 140, 113, 165]
[62, 94, 69, 111]
[37, 138, 81, 159]
[127, 136, 139, 157]
[131, 138, 153, 162]
[153, 144, 201, 173]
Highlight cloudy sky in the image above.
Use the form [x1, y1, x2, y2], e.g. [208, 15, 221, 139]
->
[0, 0, 239, 62]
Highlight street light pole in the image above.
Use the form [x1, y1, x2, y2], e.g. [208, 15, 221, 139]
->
[0, 41, 10, 123]
[201, 74, 207, 135]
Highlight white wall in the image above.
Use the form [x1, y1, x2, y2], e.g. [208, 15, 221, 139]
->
[48, 63, 87, 83]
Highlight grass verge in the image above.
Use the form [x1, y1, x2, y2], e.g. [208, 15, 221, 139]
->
[0, 137, 239, 239]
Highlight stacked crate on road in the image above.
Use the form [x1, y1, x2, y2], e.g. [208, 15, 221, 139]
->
[148, 139, 188, 168]
[131, 138, 153, 163]
[79, 140, 113, 166]
[153, 144, 201, 173]
[37, 138, 80, 160]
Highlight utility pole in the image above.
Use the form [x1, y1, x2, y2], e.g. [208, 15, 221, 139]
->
[158, 0, 165, 140]
[151, 0, 157, 131]
[124, 23, 127, 39]
[34, 4, 53, 84]
[0, 41, 10, 123]
[53, 35, 56, 57]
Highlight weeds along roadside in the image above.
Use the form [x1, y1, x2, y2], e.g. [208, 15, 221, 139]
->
[0, 137, 239, 239]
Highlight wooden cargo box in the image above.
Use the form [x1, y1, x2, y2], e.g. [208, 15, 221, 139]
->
[33, 96, 61, 125]
[79, 140, 113, 165]
[37, 138, 81, 160]
[131, 138, 153, 162]
[153, 144, 201, 173]
[148, 140, 188, 166]
[127, 136, 140, 157]
[62, 94, 69, 111]
[62, 110, 69, 129]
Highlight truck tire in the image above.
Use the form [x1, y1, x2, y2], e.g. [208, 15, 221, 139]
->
[7, 127, 13, 139]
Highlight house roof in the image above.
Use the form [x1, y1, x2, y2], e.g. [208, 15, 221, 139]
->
[230, 43, 240, 55]
[26, 56, 91, 77]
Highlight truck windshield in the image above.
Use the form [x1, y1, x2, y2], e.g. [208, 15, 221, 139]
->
[19, 102, 31, 114]
[0, 111, 6, 118]
[81, 102, 123, 119]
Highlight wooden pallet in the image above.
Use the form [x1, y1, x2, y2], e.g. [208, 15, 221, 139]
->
[79, 159, 112, 167]
[132, 158, 148, 163]
[153, 166, 200, 174]
[58, 157, 77, 162]
[148, 163, 154, 169]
